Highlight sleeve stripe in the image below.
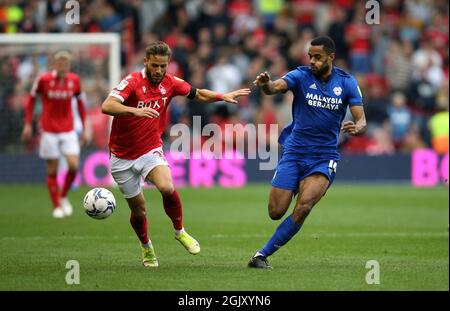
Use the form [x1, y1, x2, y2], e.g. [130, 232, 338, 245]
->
[109, 92, 125, 103]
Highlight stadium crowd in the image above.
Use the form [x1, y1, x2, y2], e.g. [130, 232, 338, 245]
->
[0, 0, 448, 156]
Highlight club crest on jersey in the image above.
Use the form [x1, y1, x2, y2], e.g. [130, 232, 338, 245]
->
[142, 86, 146, 93]
[333, 87, 342, 96]
[159, 84, 166, 95]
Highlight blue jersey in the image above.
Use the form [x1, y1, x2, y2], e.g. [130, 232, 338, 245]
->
[279, 66, 363, 160]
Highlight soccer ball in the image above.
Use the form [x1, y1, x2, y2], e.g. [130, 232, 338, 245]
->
[83, 187, 116, 220]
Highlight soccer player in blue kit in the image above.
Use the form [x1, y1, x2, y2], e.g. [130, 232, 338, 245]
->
[248, 36, 367, 269]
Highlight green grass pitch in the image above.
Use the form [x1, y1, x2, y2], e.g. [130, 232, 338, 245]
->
[0, 184, 448, 290]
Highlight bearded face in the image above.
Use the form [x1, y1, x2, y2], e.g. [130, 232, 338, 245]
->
[144, 54, 169, 84]
[308, 45, 334, 79]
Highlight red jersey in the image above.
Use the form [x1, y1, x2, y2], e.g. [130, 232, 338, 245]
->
[108, 70, 191, 160]
[345, 23, 371, 54]
[27, 71, 82, 132]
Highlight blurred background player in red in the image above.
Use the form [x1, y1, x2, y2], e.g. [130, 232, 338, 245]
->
[21, 51, 87, 219]
[102, 41, 250, 267]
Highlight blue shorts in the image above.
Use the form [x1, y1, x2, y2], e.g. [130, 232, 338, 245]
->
[271, 152, 338, 192]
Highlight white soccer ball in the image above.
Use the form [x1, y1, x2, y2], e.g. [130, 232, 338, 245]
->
[83, 187, 116, 220]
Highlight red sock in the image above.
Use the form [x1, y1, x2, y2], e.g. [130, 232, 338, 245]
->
[162, 190, 183, 230]
[61, 170, 77, 198]
[47, 174, 60, 209]
[130, 212, 149, 244]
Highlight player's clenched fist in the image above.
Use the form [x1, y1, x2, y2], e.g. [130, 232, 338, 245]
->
[253, 72, 271, 86]
[341, 121, 358, 136]
[133, 107, 160, 118]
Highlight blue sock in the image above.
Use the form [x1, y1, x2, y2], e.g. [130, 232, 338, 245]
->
[259, 215, 302, 257]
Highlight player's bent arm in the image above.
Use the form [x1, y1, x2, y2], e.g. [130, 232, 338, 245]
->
[253, 71, 288, 95]
[350, 105, 368, 136]
[341, 105, 367, 136]
[193, 88, 251, 104]
[101, 96, 136, 116]
[259, 79, 289, 95]
[101, 96, 159, 118]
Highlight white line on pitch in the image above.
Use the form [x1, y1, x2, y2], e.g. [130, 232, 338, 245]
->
[0, 232, 448, 241]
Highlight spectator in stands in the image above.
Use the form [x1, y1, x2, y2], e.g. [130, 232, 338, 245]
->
[326, 5, 348, 65]
[366, 127, 396, 155]
[363, 78, 389, 127]
[428, 84, 449, 155]
[0, 0, 23, 33]
[399, 123, 428, 153]
[206, 50, 243, 94]
[256, 0, 284, 30]
[1, 0, 449, 158]
[385, 41, 414, 94]
[387, 92, 412, 150]
[345, 7, 372, 74]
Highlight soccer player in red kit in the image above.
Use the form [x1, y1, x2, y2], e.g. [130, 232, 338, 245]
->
[102, 41, 250, 267]
[21, 51, 87, 219]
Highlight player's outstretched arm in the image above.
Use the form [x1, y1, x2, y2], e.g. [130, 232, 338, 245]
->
[340, 105, 367, 136]
[101, 96, 159, 118]
[253, 72, 288, 95]
[193, 88, 251, 104]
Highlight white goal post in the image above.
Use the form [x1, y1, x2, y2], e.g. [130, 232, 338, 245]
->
[0, 33, 121, 90]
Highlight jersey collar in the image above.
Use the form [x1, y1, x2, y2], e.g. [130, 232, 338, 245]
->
[141, 68, 166, 89]
[52, 70, 67, 79]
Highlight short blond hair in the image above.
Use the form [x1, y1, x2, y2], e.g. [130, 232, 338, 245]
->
[54, 50, 72, 60]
